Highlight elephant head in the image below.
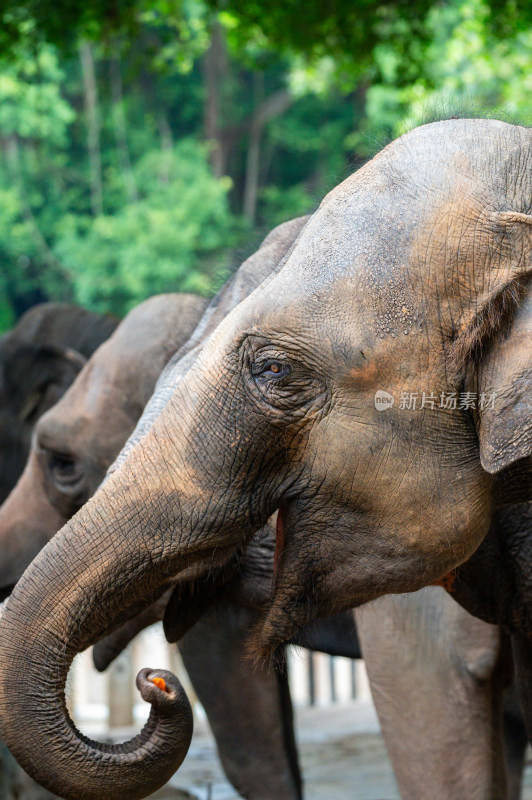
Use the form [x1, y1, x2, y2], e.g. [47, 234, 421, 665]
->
[0, 303, 118, 503]
[1, 119, 531, 799]
[0, 294, 207, 601]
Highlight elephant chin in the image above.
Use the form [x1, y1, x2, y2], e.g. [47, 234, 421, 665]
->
[252, 605, 303, 667]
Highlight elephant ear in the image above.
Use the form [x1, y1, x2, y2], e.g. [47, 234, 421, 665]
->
[477, 291, 532, 473]
[476, 212, 532, 474]
[6, 343, 87, 423]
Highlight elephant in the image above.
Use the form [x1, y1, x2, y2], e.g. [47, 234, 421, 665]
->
[0, 118, 531, 799]
[0, 302, 118, 504]
[0, 289, 308, 800]
[1, 226, 522, 800]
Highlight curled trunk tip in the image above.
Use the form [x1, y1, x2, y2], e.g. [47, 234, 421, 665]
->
[0, 641, 193, 800]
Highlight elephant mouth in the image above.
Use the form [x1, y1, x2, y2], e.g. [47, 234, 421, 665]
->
[0, 584, 15, 604]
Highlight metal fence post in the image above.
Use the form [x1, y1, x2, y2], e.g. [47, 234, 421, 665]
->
[108, 647, 134, 729]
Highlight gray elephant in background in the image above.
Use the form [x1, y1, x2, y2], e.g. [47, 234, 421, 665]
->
[0, 303, 118, 505]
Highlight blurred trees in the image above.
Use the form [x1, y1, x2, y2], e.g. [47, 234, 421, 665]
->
[0, 38, 75, 328]
[361, 0, 532, 144]
[0, 0, 529, 328]
[56, 140, 235, 314]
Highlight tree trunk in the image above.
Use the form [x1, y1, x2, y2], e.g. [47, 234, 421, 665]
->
[243, 73, 264, 224]
[242, 88, 294, 223]
[6, 136, 65, 273]
[80, 42, 104, 216]
[203, 20, 227, 178]
[157, 112, 173, 185]
[109, 55, 138, 204]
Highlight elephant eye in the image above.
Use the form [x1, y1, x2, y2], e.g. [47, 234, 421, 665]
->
[48, 452, 83, 488]
[252, 359, 292, 380]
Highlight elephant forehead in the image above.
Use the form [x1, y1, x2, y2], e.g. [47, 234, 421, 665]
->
[204, 119, 532, 370]
[279, 118, 532, 284]
[234, 150, 439, 343]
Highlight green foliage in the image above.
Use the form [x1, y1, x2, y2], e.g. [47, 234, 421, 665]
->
[0, 40, 76, 327]
[0, 46, 74, 142]
[360, 0, 532, 146]
[215, 1, 435, 82]
[55, 141, 236, 315]
[0, 0, 529, 333]
[2, 0, 527, 73]
[259, 184, 313, 229]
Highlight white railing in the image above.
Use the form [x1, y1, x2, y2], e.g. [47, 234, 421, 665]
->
[69, 624, 371, 734]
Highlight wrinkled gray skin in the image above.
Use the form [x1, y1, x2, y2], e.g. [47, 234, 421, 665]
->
[0, 303, 117, 505]
[1, 120, 532, 799]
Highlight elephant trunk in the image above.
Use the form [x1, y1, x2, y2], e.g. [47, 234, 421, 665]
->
[0, 431, 203, 800]
[0, 347, 260, 798]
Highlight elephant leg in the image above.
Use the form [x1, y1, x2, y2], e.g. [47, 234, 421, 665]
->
[502, 682, 527, 800]
[355, 589, 511, 800]
[179, 604, 302, 800]
[511, 633, 532, 739]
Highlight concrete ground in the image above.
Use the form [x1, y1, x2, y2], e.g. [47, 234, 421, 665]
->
[5, 700, 532, 799]
[156, 700, 532, 800]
